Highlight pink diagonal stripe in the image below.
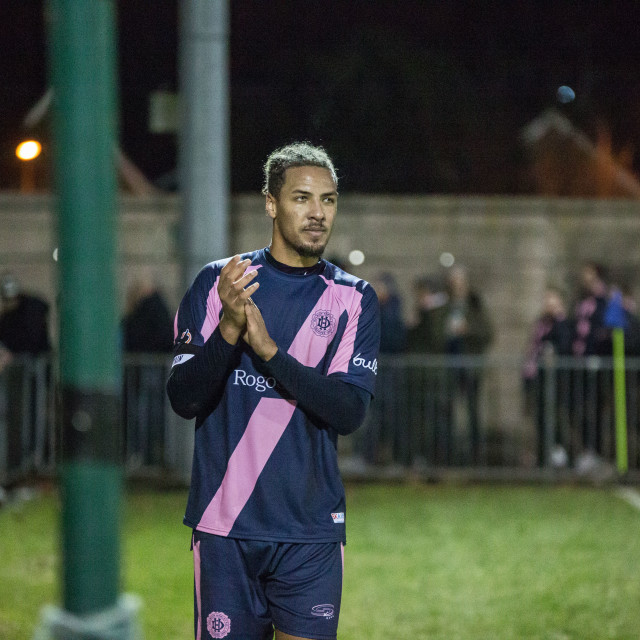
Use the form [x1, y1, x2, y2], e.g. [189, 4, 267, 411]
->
[326, 288, 362, 375]
[198, 398, 297, 535]
[288, 276, 355, 367]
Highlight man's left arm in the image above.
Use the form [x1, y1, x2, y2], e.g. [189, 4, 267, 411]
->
[261, 349, 371, 435]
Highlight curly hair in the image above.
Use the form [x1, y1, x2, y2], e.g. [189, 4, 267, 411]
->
[262, 142, 338, 198]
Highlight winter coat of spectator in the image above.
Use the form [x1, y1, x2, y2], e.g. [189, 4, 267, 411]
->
[0, 273, 51, 356]
[122, 280, 174, 353]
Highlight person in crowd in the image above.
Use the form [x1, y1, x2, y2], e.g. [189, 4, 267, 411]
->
[122, 277, 174, 353]
[372, 272, 406, 354]
[0, 344, 12, 373]
[0, 273, 51, 356]
[433, 264, 494, 464]
[571, 261, 609, 357]
[522, 286, 572, 466]
[405, 275, 448, 354]
[357, 272, 406, 466]
[0, 273, 52, 476]
[601, 275, 640, 471]
[602, 273, 640, 357]
[166, 142, 380, 639]
[570, 261, 611, 462]
[403, 275, 449, 466]
[620, 281, 640, 356]
[121, 277, 174, 467]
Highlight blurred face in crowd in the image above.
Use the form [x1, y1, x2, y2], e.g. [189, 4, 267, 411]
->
[448, 266, 469, 300]
[543, 289, 566, 318]
[580, 264, 605, 296]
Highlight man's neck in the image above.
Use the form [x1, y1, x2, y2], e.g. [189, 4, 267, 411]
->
[264, 247, 323, 275]
[267, 243, 321, 269]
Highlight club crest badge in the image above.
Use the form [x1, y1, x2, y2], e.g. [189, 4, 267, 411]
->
[207, 611, 231, 638]
[311, 310, 337, 337]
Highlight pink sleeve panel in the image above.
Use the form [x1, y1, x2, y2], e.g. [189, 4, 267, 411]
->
[288, 275, 363, 372]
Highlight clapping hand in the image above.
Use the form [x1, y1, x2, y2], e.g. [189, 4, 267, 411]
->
[243, 297, 277, 361]
[217, 255, 259, 344]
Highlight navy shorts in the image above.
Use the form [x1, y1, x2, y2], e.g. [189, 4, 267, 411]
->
[192, 530, 343, 640]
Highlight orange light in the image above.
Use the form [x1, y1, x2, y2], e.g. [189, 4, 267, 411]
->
[16, 140, 42, 161]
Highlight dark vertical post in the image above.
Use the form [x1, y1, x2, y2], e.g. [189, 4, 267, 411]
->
[47, 0, 123, 619]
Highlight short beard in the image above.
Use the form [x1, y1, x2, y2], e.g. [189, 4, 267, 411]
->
[283, 233, 330, 260]
[296, 241, 326, 259]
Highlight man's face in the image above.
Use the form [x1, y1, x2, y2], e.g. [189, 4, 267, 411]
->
[266, 165, 338, 267]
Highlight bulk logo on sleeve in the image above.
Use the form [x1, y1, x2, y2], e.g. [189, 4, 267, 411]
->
[352, 353, 378, 374]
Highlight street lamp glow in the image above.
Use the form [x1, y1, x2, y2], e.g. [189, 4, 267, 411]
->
[16, 140, 42, 161]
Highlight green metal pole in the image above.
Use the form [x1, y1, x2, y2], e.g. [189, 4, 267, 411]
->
[48, 0, 122, 617]
[612, 328, 628, 475]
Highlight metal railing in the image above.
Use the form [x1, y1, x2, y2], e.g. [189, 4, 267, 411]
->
[0, 354, 193, 487]
[0, 356, 55, 485]
[2, 353, 639, 486]
[343, 353, 640, 480]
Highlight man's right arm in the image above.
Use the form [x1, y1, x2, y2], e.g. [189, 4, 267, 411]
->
[166, 326, 240, 420]
[167, 255, 260, 419]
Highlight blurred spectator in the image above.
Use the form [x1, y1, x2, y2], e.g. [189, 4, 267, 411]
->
[436, 265, 494, 464]
[523, 287, 573, 379]
[403, 275, 448, 467]
[122, 278, 174, 353]
[0, 273, 51, 356]
[522, 286, 572, 466]
[372, 272, 406, 354]
[570, 261, 610, 460]
[435, 265, 494, 356]
[571, 261, 609, 357]
[354, 272, 406, 466]
[0, 344, 12, 373]
[0, 274, 52, 479]
[602, 274, 640, 356]
[121, 278, 173, 468]
[406, 275, 447, 354]
[620, 287, 640, 356]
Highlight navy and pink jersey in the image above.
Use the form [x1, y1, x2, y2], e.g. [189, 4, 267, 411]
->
[171, 248, 380, 543]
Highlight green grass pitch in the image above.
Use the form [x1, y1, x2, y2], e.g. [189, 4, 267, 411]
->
[1, 482, 639, 639]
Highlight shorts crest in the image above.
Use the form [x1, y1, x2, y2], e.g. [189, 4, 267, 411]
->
[207, 611, 231, 638]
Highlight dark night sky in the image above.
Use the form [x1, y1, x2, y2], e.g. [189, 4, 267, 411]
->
[2, 1, 640, 193]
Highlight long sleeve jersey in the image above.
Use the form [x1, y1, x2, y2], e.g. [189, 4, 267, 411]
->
[167, 248, 380, 543]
